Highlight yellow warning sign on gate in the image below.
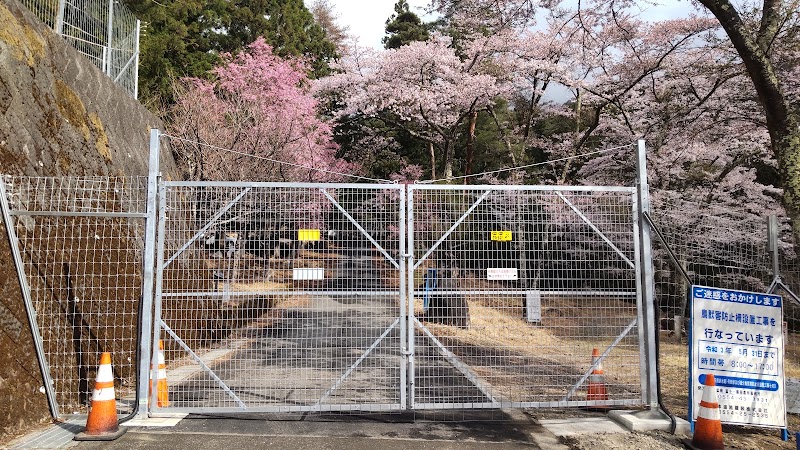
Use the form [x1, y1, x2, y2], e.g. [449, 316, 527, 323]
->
[298, 229, 321, 241]
[490, 230, 512, 241]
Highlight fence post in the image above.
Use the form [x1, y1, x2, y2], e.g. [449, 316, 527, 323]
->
[105, 0, 114, 77]
[636, 139, 659, 409]
[136, 129, 160, 418]
[55, 0, 66, 35]
[134, 19, 140, 99]
[768, 215, 780, 282]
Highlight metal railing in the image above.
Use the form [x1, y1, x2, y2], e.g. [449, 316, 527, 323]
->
[20, 0, 140, 98]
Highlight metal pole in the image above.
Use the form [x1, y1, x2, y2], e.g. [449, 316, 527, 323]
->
[136, 128, 160, 418]
[0, 178, 61, 419]
[398, 186, 408, 409]
[55, 0, 66, 35]
[768, 215, 780, 282]
[105, 0, 114, 77]
[406, 185, 416, 409]
[133, 19, 140, 99]
[636, 139, 659, 409]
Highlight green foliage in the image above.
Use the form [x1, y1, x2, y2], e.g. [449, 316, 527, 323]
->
[382, 0, 429, 49]
[453, 100, 523, 181]
[123, 0, 337, 107]
[124, 0, 228, 107]
[221, 0, 337, 77]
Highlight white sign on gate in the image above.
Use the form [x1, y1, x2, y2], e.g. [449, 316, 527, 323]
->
[690, 285, 785, 428]
[487, 268, 518, 280]
[293, 268, 325, 280]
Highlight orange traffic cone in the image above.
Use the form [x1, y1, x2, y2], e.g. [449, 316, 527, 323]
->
[685, 373, 724, 450]
[586, 348, 609, 409]
[150, 340, 169, 407]
[74, 352, 127, 441]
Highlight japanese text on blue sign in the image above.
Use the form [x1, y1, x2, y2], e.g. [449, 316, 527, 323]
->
[691, 286, 785, 429]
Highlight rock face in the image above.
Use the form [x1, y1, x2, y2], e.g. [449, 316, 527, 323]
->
[0, 0, 177, 443]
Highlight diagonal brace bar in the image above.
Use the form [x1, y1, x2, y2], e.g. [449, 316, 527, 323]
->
[413, 190, 492, 270]
[768, 279, 800, 306]
[164, 187, 251, 269]
[321, 188, 399, 269]
[557, 192, 634, 269]
[160, 321, 246, 409]
[414, 318, 500, 406]
[317, 318, 400, 405]
[561, 317, 637, 402]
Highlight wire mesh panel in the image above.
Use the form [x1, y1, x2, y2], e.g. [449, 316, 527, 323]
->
[407, 185, 643, 409]
[0, 176, 149, 418]
[20, 0, 139, 97]
[154, 182, 405, 413]
[648, 199, 800, 417]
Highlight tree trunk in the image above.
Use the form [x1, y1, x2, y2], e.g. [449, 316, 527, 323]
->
[465, 110, 478, 184]
[429, 141, 436, 180]
[442, 141, 454, 181]
[696, 0, 800, 255]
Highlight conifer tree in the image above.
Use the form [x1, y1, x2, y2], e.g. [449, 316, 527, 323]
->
[383, 0, 430, 49]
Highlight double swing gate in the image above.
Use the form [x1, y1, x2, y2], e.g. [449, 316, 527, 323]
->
[1, 138, 659, 418]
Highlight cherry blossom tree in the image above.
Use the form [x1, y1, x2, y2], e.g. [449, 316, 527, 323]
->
[168, 37, 354, 182]
[315, 34, 506, 180]
[692, 0, 800, 243]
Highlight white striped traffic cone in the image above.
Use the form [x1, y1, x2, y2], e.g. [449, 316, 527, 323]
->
[586, 348, 609, 409]
[150, 340, 169, 407]
[74, 352, 127, 441]
[684, 373, 724, 450]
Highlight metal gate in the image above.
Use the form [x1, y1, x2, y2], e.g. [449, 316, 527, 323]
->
[3, 131, 658, 417]
[151, 182, 407, 413]
[406, 185, 646, 409]
[0, 175, 153, 419]
[150, 182, 652, 413]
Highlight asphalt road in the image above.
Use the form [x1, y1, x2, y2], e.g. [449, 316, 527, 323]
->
[71, 411, 569, 450]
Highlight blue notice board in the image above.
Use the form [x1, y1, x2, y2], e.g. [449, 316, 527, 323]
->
[690, 285, 785, 428]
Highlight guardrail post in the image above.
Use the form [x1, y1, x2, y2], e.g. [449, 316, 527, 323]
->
[636, 139, 659, 409]
[136, 128, 160, 418]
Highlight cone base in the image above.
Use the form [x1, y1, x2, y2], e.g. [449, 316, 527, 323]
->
[74, 427, 127, 441]
[581, 406, 612, 412]
[681, 437, 724, 450]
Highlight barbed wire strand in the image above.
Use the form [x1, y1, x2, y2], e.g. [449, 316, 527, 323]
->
[416, 143, 636, 184]
[163, 134, 635, 185]
[160, 134, 396, 184]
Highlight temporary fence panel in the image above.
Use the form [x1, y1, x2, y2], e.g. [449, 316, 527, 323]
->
[407, 185, 645, 409]
[20, 0, 140, 97]
[0, 176, 150, 419]
[151, 182, 406, 413]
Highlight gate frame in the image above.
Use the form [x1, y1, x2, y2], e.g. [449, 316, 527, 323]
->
[1, 132, 658, 417]
[147, 168, 408, 413]
[405, 176, 655, 409]
[137, 135, 658, 415]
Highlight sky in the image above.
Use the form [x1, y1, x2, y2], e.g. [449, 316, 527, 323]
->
[311, 0, 433, 50]
[308, 1, 698, 51]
